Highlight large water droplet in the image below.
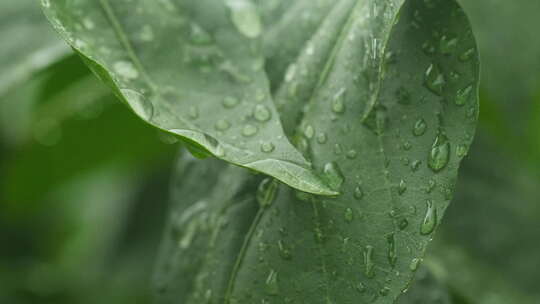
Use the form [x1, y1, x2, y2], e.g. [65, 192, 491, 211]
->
[428, 133, 450, 172]
[323, 162, 344, 191]
[420, 200, 437, 235]
[226, 0, 262, 39]
[413, 118, 427, 136]
[257, 178, 279, 208]
[364, 245, 375, 278]
[456, 84, 473, 106]
[254, 104, 272, 122]
[265, 269, 280, 295]
[424, 64, 446, 96]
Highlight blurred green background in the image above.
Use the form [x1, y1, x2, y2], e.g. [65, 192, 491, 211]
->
[1, 0, 539, 303]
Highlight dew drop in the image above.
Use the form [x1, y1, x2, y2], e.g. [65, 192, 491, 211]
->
[334, 143, 343, 155]
[379, 287, 390, 296]
[399, 218, 409, 230]
[215, 119, 231, 131]
[121, 89, 154, 121]
[254, 104, 272, 122]
[256, 178, 279, 208]
[261, 142, 275, 153]
[413, 118, 427, 136]
[314, 227, 325, 243]
[242, 124, 259, 137]
[354, 185, 364, 200]
[304, 124, 315, 139]
[189, 105, 199, 120]
[346, 149, 358, 159]
[226, 0, 262, 39]
[323, 162, 345, 191]
[456, 84, 473, 106]
[424, 63, 445, 96]
[428, 133, 450, 172]
[411, 160, 422, 172]
[409, 258, 421, 271]
[317, 133, 328, 144]
[331, 88, 346, 114]
[344, 208, 354, 223]
[420, 200, 437, 235]
[355, 282, 366, 293]
[364, 245, 375, 278]
[456, 144, 468, 158]
[265, 269, 280, 295]
[223, 96, 240, 108]
[190, 23, 213, 45]
[459, 48, 475, 62]
[398, 179, 407, 195]
[277, 240, 292, 260]
[387, 233, 397, 267]
[440, 35, 458, 55]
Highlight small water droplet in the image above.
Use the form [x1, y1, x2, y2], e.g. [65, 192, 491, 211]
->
[409, 258, 421, 271]
[420, 200, 437, 235]
[304, 125, 315, 139]
[190, 23, 213, 45]
[254, 104, 272, 121]
[440, 35, 458, 55]
[189, 105, 199, 119]
[242, 124, 259, 137]
[411, 160, 422, 171]
[344, 208, 354, 223]
[346, 149, 358, 159]
[399, 218, 409, 230]
[456, 84, 473, 106]
[396, 87, 411, 105]
[265, 269, 280, 295]
[379, 286, 390, 296]
[223, 96, 240, 108]
[398, 179, 407, 195]
[334, 143, 343, 155]
[314, 227, 325, 243]
[332, 88, 346, 114]
[456, 144, 468, 158]
[387, 233, 397, 267]
[215, 119, 231, 131]
[413, 118, 427, 136]
[459, 48, 475, 61]
[323, 162, 345, 191]
[226, 0, 262, 39]
[317, 133, 328, 144]
[428, 133, 450, 172]
[355, 282, 367, 293]
[354, 185, 364, 200]
[261, 142, 275, 153]
[257, 178, 279, 208]
[424, 63, 446, 96]
[277, 240, 292, 260]
[364, 245, 375, 278]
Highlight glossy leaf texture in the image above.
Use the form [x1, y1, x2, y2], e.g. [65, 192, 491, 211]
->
[41, 0, 336, 196]
[152, 0, 479, 302]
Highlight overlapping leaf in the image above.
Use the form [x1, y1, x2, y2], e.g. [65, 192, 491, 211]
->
[41, 0, 336, 195]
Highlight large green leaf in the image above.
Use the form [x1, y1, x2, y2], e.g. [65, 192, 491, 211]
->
[154, 0, 479, 303]
[41, 0, 336, 196]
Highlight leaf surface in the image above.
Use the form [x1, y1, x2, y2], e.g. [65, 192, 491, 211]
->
[154, 0, 480, 303]
[41, 0, 335, 195]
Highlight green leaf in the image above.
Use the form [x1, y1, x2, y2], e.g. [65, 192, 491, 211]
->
[0, 0, 69, 97]
[397, 265, 452, 304]
[41, 0, 336, 196]
[154, 1, 479, 302]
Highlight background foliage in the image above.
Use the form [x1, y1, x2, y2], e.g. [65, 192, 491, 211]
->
[1, 0, 539, 303]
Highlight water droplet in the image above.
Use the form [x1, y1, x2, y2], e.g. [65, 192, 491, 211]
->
[254, 104, 272, 122]
[121, 89, 154, 121]
[277, 240, 292, 260]
[402, 141, 412, 151]
[304, 125, 315, 139]
[215, 119, 231, 131]
[387, 233, 397, 267]
[420, 200, 437, 235]
[396, 87, 411, 105]
[364, 105, 388, 135]
[440, 35, 458, 55]
[257, 178, 279, 208]
[334, 143, 343, 155]
[422, 41, 436, 55]
[398, 179, 407, 195]
[226, 1, 262, 39]
[354, 185, 364, 200]
[411, 160, 422, 172]
[242, 124, 259, 137]
[459, 48, 475, 61]
[261, 142, 275, 153]
[114, 61, 139, 80]
[379, 286, 390, 296]
[314, 227, 325, 243]
[344, 208, 354, 223]
[428, 133, 450, 172]
[355, 282, 366, 293]
[456, 84, 473, 106]
[190, 23, 213, 45]
[223, 96, 240, 108]
[399, 218, 409, 230]
[346, 149, 358, 159]
[317, 133, 328, 144]
[332, 88, 346, 114]
[364, 245, 375, 278]
[409, 258, 421, 271]
[413, 118, 427, 136]
[323, 162, 345, 191]
[189, 106, 199, 119]
[265, 269, 280, 295]
[424, 64, 445, 96]
[456, 144, 468, 158]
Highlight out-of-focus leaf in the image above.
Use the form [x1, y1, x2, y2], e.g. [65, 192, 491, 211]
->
[428, 134, 540, 304]
[397, 266, 453, 304]
[41, 0, 336, 196]
[0, 0, 69, 97]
